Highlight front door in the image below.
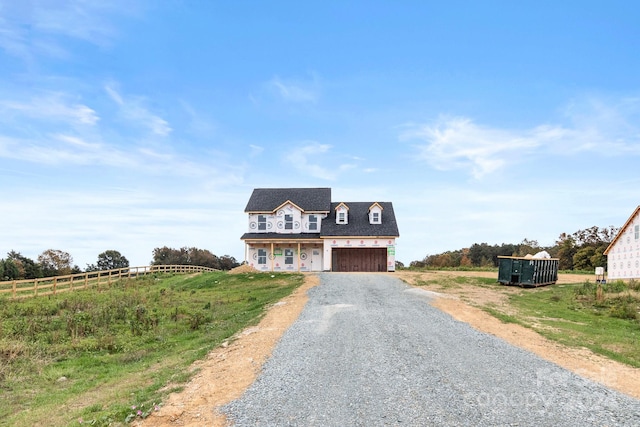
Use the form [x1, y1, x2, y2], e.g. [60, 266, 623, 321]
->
[311, 249, 322, 272]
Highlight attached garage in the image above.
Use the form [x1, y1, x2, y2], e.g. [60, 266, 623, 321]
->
[331, 248, 388, 272]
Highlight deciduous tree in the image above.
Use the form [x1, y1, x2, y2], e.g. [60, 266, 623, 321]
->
[1, 259, 19, 280]
[96, 250, 130, 270]
[38, 249, 73, 277]
[151, 247, 239, 270]
[6, 251, 42, 279]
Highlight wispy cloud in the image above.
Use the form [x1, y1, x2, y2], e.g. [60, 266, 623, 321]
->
[401, 117, 540, 179]
[558, 95, 640, 154]
[0, 0, 140, 61]
[0, 92, 99, 126]
[284, 142, 356, 180]
[180, 101, 217, 137]
[0, 131, 223, 180]
[0, 12, 30, 60]
[267, 75, 320, 103]
[0, 84, 239, 183]
[32, 1, 119, 46]
[0, 133, 135, 167]
[105, 84, 172, 136]
[249, 144, 264, 157]
[401, 97, 640, 179]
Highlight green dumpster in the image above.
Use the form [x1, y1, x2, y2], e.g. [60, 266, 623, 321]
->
[497, 256, 559, 287]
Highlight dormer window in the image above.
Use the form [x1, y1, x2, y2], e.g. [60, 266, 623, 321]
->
[335, 202, 349, 224]
[285, 214, 293, 230]
[368, 202, 383, 224]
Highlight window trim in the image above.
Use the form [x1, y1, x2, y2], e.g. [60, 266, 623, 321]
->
[284, 248, 294, 265]
[309, 215, 318, 231]
[258, 215, 267, 231]
[257, 249, 267, 265]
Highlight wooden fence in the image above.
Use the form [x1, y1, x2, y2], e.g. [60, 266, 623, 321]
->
[0, 265, 218, 299]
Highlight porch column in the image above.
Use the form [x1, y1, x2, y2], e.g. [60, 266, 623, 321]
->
[270, 242, 274, 271]
[297, 242, 301, 272]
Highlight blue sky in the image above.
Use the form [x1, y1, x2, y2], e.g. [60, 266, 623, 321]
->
[1, 1, 640, 268]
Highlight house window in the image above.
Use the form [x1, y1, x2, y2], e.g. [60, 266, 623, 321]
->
[309, 215, 317, 231]
[284, 249, 294, 264]
[258, 249, 267, 265]
[372, 212, 380, 223]
[258, 215, 267, 231]
[285, 214, 293, 230]
[338, 212, 346, 223]
[635, 225, 639, 240]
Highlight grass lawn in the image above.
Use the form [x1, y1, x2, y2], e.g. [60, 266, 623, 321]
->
[503, 281, 640, 367]
[0, 271, 304, 427]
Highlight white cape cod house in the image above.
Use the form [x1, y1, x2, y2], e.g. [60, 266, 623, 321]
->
[603, 205, 640, 280]
[240, 188, 400, 272]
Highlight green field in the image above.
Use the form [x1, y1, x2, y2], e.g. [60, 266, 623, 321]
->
[0, 271, 304, 427]
[499, 280, 640, 367]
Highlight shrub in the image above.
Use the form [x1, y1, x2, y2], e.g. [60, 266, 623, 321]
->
[610, 302, 639, 320]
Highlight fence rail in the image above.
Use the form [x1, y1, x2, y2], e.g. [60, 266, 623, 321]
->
[0, 265, 218, 299]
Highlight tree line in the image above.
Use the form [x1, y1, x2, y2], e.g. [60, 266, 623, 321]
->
[0, 247, 240, 281]
[408, 225, 619, 271]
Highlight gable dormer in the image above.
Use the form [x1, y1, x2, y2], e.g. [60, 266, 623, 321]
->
[274, 200, 304, 233]
[335, 202, 349, 225]
[368, 202, 383, 224]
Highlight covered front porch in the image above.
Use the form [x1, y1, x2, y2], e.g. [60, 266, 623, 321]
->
[243, 237, 324, 272]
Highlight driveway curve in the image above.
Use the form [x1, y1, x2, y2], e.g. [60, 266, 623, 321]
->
[222, 273, 640, 426]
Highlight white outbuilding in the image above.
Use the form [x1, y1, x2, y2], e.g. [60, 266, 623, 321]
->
[603, 205, 640, 280]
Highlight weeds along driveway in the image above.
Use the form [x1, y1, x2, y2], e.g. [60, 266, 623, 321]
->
[222, 273, 640, 427]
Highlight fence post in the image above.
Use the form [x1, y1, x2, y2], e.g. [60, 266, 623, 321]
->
[84, 273, 88, 289]
[34, 278, 38, 296]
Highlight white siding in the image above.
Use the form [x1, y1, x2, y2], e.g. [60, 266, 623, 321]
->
[607, 211, 640, 280]
[248, 213, 276, 233]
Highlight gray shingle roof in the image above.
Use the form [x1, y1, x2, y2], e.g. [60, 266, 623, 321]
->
[320, 202, 400, 237]
[244, 188, 331, 212]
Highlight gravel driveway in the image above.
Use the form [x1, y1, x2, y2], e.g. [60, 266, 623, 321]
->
[222, 273, 640, 426]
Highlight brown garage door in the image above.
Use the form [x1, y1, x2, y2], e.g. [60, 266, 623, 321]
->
[331, 248, 388, 272]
